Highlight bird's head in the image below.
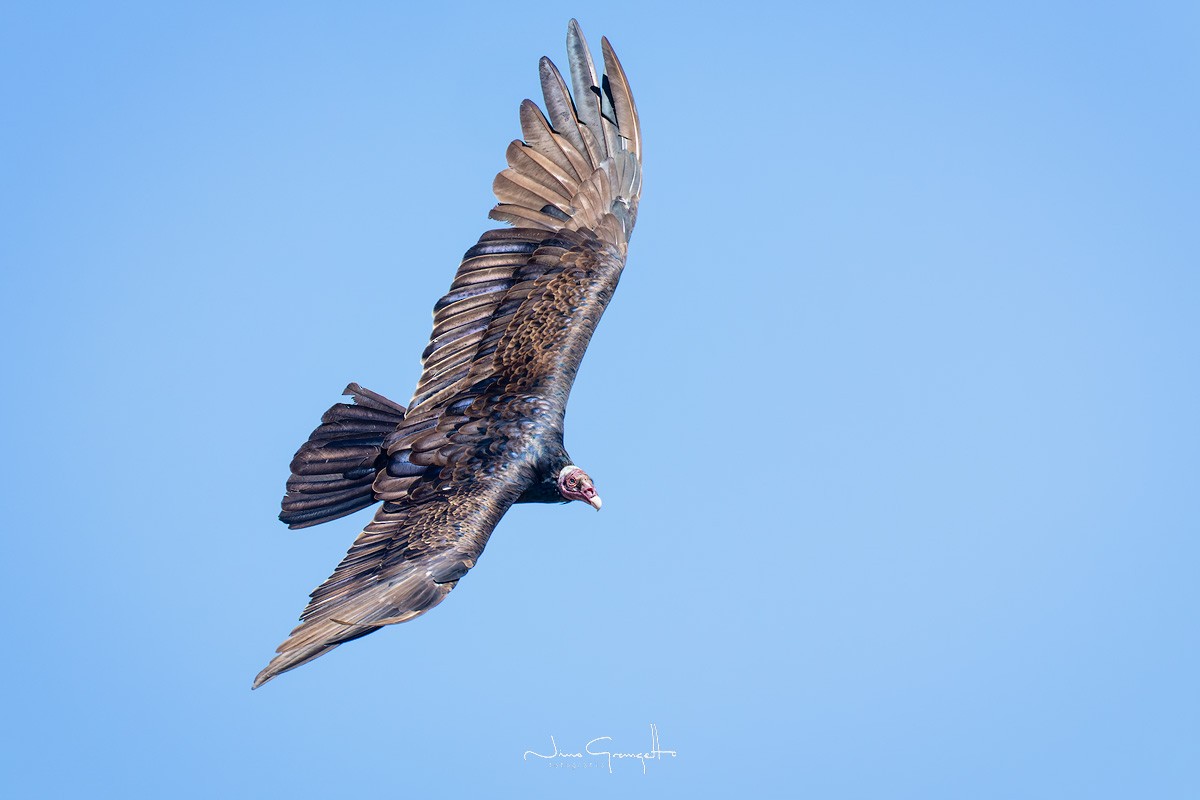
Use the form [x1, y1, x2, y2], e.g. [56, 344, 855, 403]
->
[557, 465, 602, 510]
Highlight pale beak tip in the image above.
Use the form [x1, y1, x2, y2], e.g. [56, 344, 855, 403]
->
[587, 495, 603, 511]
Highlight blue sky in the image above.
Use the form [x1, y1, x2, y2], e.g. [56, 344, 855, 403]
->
[2, 2, 1197, 797]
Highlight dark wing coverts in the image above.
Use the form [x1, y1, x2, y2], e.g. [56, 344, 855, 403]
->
[254, 21, 641, 688]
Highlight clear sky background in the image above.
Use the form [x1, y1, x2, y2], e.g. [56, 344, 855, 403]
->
[2, 2, 1197, 797]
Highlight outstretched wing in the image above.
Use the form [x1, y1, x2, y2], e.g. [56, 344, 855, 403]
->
[256, 21, 641, 687]
[254, 460, 530, 688]
[373, 22, 641, 504]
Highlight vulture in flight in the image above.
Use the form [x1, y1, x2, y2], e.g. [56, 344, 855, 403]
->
[254, 21, 642, 688]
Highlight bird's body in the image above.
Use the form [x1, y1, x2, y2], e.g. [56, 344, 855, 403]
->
[254, 21, 641, 688]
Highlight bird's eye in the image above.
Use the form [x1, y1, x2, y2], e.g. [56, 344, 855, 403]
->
[567, 476, 578, 487]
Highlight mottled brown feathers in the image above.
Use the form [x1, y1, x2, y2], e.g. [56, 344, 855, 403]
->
[256, 20, 641, 689]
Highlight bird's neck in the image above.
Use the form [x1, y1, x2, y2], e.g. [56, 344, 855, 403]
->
[515, 448, 572, 505]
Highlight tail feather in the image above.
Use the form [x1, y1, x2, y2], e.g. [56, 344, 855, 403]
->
[279, 383, 406, 529]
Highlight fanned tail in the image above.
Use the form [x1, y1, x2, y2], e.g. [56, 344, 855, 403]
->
[279, 383, 406, 529]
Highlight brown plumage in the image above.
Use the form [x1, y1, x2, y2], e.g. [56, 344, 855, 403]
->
[255, 20, 641, 688]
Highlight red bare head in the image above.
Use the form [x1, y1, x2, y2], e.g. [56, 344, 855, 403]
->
[557, 465, 602, 510]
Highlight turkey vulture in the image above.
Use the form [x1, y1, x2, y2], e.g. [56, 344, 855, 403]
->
[253, 21, 641, 688]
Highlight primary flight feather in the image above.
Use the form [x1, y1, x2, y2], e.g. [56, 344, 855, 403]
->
[254, 21, 641, 688]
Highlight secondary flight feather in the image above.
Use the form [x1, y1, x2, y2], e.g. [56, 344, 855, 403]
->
[254, 21, 641, 688]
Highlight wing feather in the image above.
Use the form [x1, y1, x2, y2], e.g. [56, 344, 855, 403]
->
[601, 37, 641, 160]
[506, 140, 578, 198]
[538, 57, 589, 160]
[517, 100, 583, 184]
[566, 19, 616, 160]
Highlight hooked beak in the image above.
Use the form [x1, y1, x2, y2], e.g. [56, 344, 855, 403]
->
[586, 494, 603, 511]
